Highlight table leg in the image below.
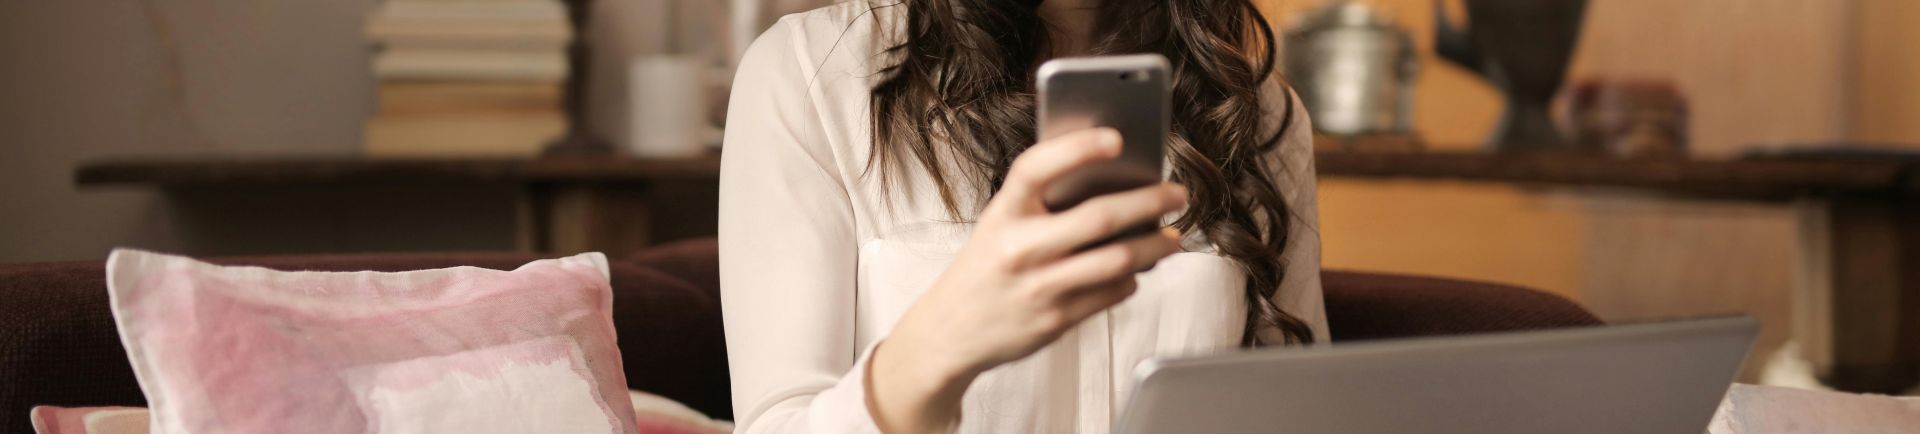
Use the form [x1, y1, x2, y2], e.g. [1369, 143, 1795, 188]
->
[543, 183, 656, 257]
[1794, 197, 1920, 393]
[518, 183, 554, 253]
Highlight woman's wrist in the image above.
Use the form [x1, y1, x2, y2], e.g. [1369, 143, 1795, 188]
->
[882, 331, 982, 394]
[866, 330, 980, 433]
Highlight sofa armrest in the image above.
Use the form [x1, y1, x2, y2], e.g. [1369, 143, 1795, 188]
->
[1322, 270, 1603, 342]
[0, 261, 148, 431]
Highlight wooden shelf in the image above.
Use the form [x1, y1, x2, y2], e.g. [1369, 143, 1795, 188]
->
[75, 154, 722, 186]
[1313, 151, 1920, 200]
[78, 152, 1920, 201]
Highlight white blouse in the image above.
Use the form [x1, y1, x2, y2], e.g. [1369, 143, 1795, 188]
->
[717, 3, 1328, 433]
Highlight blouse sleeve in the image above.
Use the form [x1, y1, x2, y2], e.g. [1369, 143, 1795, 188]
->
[719, 17, 885, 434]
[1258, 84, 1333, 344]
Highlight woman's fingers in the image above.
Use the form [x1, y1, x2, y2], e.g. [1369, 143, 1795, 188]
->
[1025, 227, 1182, 301]
[1055, 276, 1138, 327]
[992, 128, 1123, 213]
[1011, 183, 1186, 263]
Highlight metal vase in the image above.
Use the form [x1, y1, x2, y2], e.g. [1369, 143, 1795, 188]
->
[1285, 1, 1419, 137]
[1434, 0, 1590, 152]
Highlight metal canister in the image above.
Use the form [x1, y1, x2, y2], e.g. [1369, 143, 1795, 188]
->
[1284, 1, 1417, 136]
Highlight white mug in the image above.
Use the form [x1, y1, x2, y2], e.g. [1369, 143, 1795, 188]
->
[627, 56, 714, 157]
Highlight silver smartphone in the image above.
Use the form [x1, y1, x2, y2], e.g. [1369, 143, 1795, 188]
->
[1036, 54, 1171, 222]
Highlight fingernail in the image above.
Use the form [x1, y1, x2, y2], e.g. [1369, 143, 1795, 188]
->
[1166, 184, 1190, 207]
[1098, 129, 1122, 152]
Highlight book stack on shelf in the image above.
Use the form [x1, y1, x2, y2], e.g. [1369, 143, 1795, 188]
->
[364, 0, 573, 156]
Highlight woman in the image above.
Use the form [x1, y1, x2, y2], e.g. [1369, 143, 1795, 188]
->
[718, 0, 1325, 432]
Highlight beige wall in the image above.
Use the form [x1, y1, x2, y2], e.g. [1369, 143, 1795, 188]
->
[1852, 0, 1920, 143]
[1317, 181, 1593, 295]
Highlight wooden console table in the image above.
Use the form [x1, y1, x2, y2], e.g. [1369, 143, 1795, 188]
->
[76, 151, 1919, 393]
[77, 155, 722, 258]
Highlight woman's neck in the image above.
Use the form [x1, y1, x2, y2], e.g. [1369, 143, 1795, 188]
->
[1040, 0, 1101, 57]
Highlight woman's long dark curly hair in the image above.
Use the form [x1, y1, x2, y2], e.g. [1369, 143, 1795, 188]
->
[867, 0, 1311, 346]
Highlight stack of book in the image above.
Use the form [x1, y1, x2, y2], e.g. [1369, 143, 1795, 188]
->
[363, 0, 573, 156]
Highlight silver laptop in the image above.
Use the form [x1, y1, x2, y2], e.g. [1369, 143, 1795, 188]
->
[1116, 317, 1757, 434]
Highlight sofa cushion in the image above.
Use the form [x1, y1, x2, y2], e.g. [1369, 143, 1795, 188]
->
[626, 239, 720, 302]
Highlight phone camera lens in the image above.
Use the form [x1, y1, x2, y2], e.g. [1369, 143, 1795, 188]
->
[1118, 72, 1134, 81]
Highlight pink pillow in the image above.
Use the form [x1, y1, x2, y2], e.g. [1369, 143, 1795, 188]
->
[29, 406, 148, 434]
[106, 250, 639, 434]
[29, 391, 730, 434]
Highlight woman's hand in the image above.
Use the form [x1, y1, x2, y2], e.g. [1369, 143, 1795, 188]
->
[865, 128, 1188, 434]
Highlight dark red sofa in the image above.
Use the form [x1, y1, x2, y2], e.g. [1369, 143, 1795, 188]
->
[0, 238, 1600, 431]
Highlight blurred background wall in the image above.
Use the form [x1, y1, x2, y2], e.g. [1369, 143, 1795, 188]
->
[0, 1, 1916, 364]
[1269, 0, 1920, 373]
[0, 0, 375, 262]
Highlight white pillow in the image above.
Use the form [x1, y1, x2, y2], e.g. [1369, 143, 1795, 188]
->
[29, 406, 148, 434]
[1708, 383, 1920, 433]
